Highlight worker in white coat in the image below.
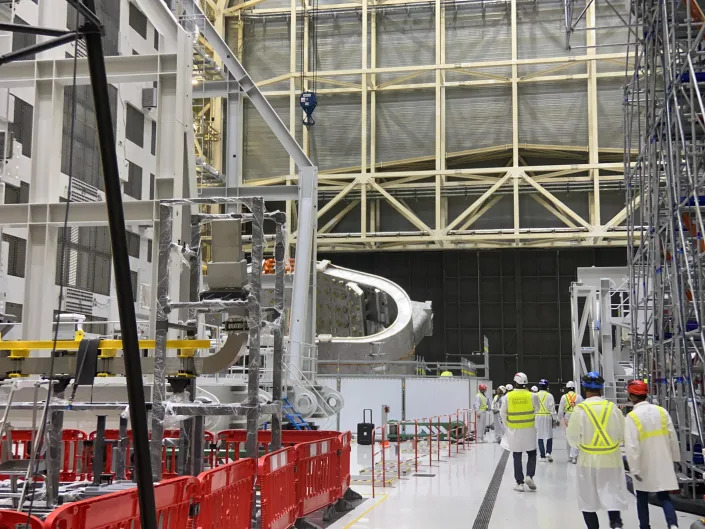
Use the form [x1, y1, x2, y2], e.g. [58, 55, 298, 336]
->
[624, 380, 680, 529]
[536, 378, 556, 462]
[474, 383, 489, 443]
[492, 386, 507, 443]
[558, 380, 583, 463]
[566, 372, 628, 529]
[501, 372, 540, 492]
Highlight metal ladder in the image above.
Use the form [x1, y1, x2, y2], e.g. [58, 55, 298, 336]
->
[282, 397, 311, 430]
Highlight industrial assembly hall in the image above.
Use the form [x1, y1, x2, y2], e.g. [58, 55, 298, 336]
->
[0, 0, 698, 528]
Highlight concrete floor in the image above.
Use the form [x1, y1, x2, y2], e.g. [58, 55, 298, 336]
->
[329, 432, 702, 529]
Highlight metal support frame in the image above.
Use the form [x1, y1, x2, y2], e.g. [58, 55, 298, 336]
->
[220, 0, 634, 251]
[625, 0, 705, 495]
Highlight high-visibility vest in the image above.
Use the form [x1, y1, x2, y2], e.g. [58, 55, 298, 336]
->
[628, 405, 669, 440]
[493, 395, 499, 405]
[565, 391, 578, 413]
[440, 371, 453, 377]
[506, 389, 535, 429]
[537, 390, 552, 416]
[577, 400, 619, 454]
[476, 393, 488, 411]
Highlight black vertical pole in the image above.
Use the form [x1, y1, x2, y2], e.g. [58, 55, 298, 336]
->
[81, 4, 157, 528]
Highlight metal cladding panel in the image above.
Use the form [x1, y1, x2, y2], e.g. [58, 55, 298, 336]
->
[446, 85, 512, 153]
[518, 80, 588, 146]
[598, 79, 627, 149]
[243, 99, 292, 180]
[445, 7, 511, 65]
[314, 14, 362, 85]
[376, 11, 435, 85]
[375, 91, 435, 164]
[309, 94, 365, 172]
[517, 3, 585, 75]
[240, 19, 291, 91]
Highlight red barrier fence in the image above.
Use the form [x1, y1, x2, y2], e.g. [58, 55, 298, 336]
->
[43, 476, 199, 529]
[0, 510, 44, 529]
[194, 459, 255, 529]
[295, 438, 340, 517]
[258, 448, 297, 529]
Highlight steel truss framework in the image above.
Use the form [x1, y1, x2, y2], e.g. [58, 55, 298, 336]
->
[625, 0, 705, 493]
[213, 0, 638, 250]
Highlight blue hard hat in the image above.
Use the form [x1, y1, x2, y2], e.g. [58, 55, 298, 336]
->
[581, 371, 604, 389]
[539, 378, 549, 386]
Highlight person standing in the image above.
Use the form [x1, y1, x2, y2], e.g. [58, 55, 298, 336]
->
[567, 372, 628, 529]
[536, 378, 556, 462]
[493, 386, 507, 443]
[558, 380, 583, 464]
[501, 372, 539, 492]
[474, 383, 489, 443]
[624, 380, 680, 529]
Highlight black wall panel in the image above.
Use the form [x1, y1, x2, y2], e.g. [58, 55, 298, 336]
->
[318, 248, 626, 386]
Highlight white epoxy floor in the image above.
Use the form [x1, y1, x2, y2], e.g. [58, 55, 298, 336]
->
[329, 432, 702, 529]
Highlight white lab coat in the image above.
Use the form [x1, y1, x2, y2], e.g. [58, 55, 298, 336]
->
[566, 396, 629, 512]
[558, 391, 583, 458]
[474, 392, 489, 440]
[500, 389, 540, 453]
[535, 390, 556, 440]
[492, 394, 504, 441]
[624, 401, 680, 492]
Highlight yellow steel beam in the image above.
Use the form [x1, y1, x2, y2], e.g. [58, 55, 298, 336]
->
[0, 339, 211, 351]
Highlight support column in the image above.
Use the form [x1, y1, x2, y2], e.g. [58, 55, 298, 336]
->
[586, 0, 600, 228]
[511, 0, 520, 244]
[22, 79, 64, 339]
[361, 0, 368, 240]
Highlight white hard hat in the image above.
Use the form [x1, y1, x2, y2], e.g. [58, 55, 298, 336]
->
[531, 386, 538, 392]
[514, 372, 528, 385]
[505, 384, 514, 391]
[566, 381, 576, 389]
[498, 385, 506, 393]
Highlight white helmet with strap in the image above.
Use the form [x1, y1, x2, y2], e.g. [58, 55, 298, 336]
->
[514, 372, 528, 385]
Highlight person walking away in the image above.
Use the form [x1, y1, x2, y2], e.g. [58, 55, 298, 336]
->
[501, 372, 539, 492]
[559, 380, 583, 464]
[537, 378, 556, 462]
[493, 386, 507, 443]
[474, 383, 489, 443]
[624, 380, 680, 529]
[567, 372, 628, 529]
[531, 386, 539, 393]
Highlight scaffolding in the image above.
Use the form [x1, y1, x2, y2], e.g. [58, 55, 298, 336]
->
[625, 0, 705, 495]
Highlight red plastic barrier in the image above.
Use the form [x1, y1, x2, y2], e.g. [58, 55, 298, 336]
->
[216, 430, 342, 465]
[44, 476, 199, 529]
[0, 510, 43, 529]
[338, 432, 351, 496]
[194, 458, 255, 529]
[258, 448, 297, 529]
[1, 429, 88, 482]
[295, 438, 340, 517]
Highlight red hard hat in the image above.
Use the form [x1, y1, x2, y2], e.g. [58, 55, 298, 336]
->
[479, 384, 487, 391]
[627, 380, 649, 396]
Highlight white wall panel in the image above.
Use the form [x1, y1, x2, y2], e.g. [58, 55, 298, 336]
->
[405, 377, 472, 419]
[337, 377, 403, 433]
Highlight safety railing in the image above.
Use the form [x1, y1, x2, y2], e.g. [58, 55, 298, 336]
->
[371, 425, 387, 498]
[43, 476, 199, 529]
[259, 448, 298, 529]
[195, 458, 255, 529]
[0, 429, 353, 529]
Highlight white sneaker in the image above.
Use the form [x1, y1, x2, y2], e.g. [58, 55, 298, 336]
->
[539, 457, 547, 462]
[669, 526, 679, 529]
[547, 455, 553, 462]
[525, 476, 537, 491]
[513, 483, 525, 492]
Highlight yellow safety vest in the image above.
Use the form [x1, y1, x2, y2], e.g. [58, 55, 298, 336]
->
[506, 389, 535, 429]
[537, 390, 552, 416]
[476, 393, 488, 411]
[565, 391, 578, 413]
[628, 406, 668, 440]
[577, 400, 619, 454]
[440, 371, 453, 377]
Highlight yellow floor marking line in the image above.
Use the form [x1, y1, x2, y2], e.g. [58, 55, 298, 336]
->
[341, 494, 390, 529]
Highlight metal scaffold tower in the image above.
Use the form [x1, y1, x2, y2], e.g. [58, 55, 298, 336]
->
[625, 0, 705, 494]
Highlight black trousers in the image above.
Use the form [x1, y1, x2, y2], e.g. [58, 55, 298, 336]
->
[512, 450, 537, 484]
[582, 511, 623, 529]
